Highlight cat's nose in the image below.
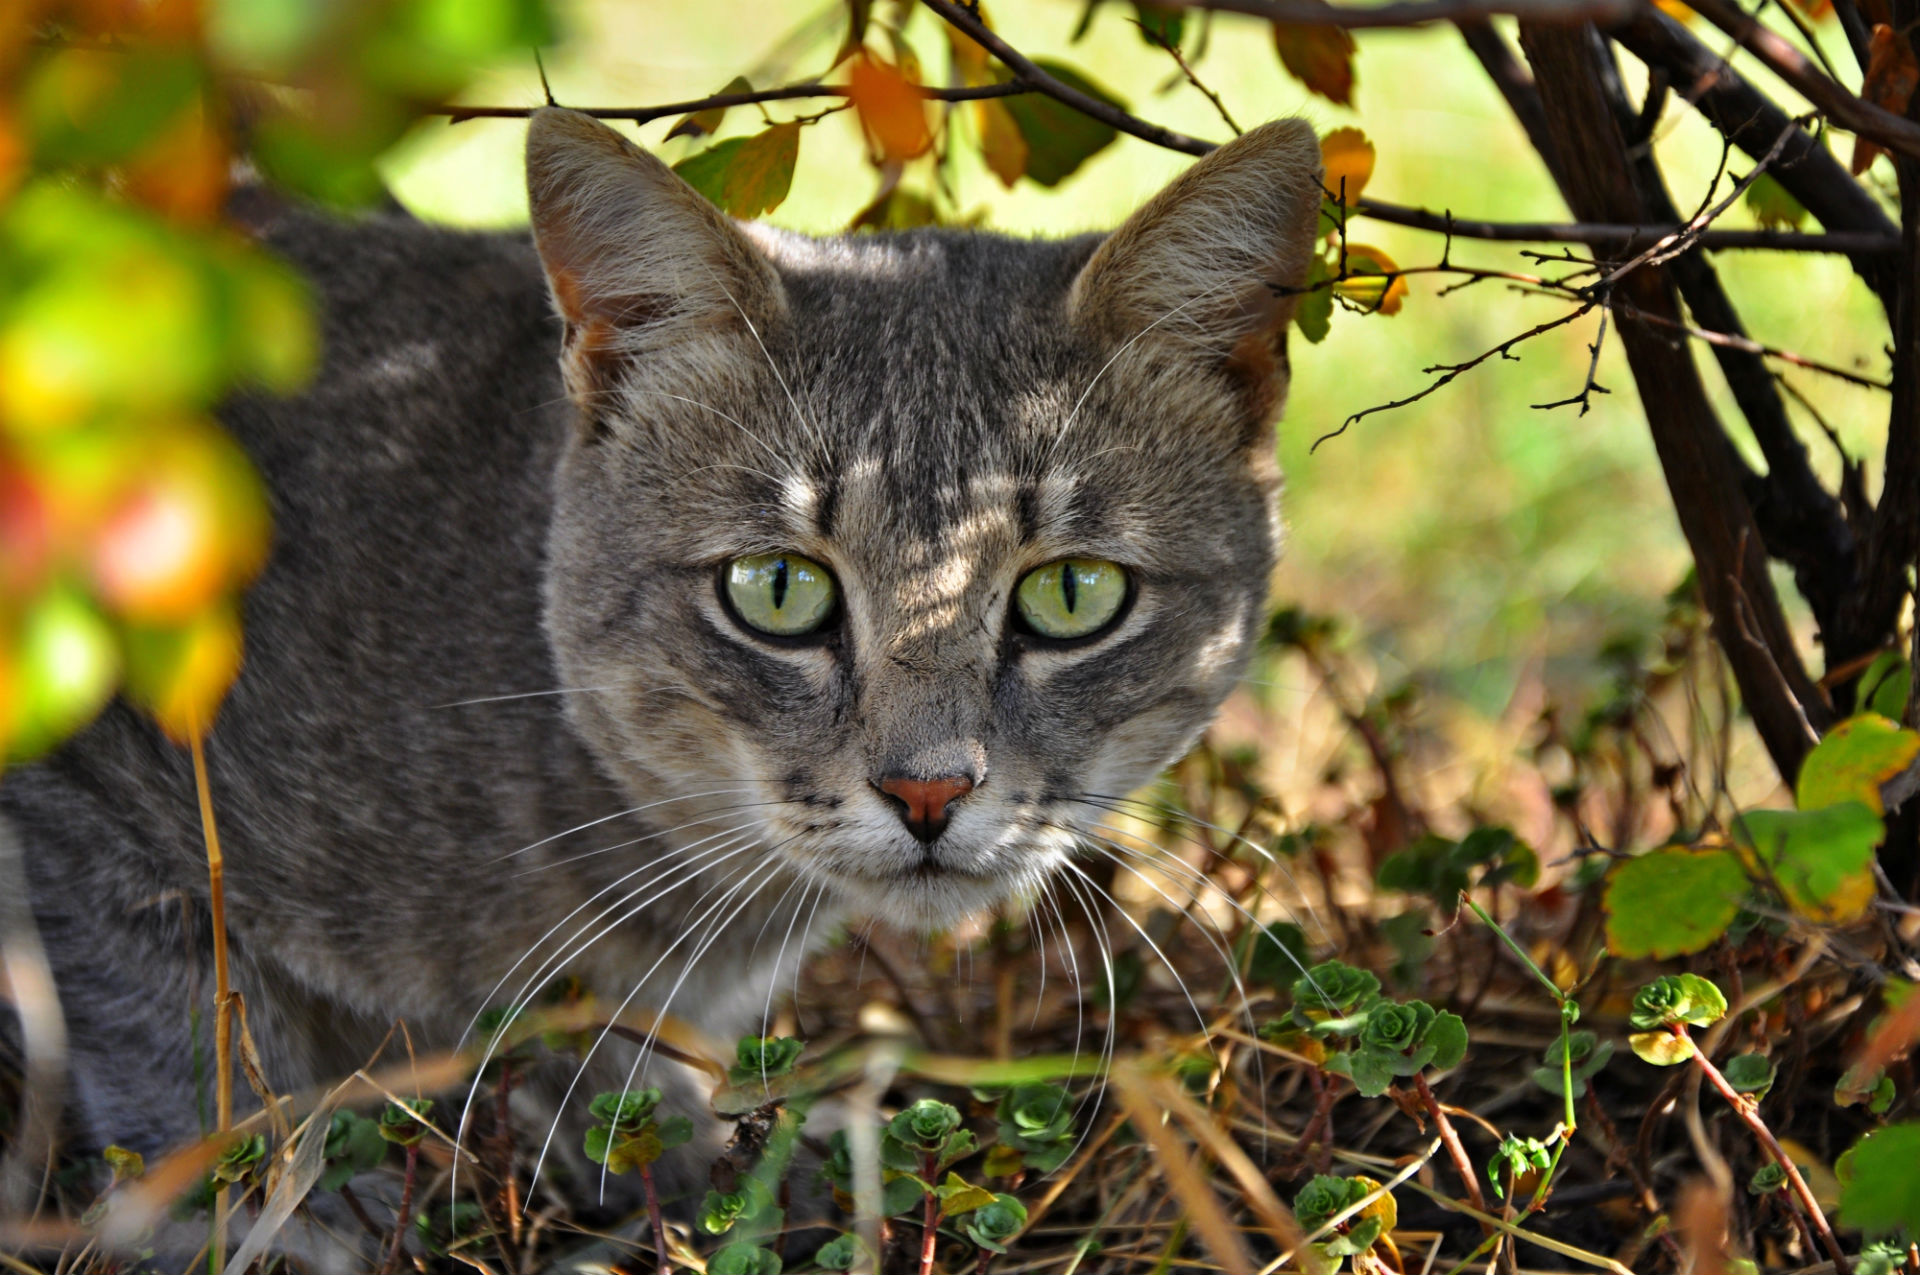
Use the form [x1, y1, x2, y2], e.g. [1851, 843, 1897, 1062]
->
[874, 774, 975, 844]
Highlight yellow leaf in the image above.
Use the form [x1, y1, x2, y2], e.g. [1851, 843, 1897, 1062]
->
[974, 98, 1027, 187]
[122, 599, 244, 743]
[848, 55, 932, 162]
[1320, 127, 1374, 204]
[1333, 244, 1408, 316]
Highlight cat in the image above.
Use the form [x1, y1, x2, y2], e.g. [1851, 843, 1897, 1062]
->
[4, 104, 1321, 1215]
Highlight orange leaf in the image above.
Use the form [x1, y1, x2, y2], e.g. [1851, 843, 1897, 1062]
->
[1653, 0, 1696, 21]
[1272, 22, 1355, 106]
[122, 600, 244, 744]
[124, 106, 230, 226]
[974, 98, 1027, 187]
[847, 55, 932, 162]
[1334, 243, 1408, 316]
[1320, 126, 1374, 204]
[1852, 24, 1918, 174]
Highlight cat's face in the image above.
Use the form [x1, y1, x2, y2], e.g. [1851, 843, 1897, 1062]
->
[527, 109, 1321, 928]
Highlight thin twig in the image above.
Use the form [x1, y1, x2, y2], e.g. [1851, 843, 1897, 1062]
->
[1356, 197, 1899, 252]
[189, 729, 234, 1275]
[1158, 0, 1638, 31]
[433, 79, 1031, 125]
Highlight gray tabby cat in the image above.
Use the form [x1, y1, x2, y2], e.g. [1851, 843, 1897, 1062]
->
[5, 106, 1320, 1180]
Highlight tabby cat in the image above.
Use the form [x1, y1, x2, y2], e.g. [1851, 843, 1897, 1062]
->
[5, 106, 1321, 1195]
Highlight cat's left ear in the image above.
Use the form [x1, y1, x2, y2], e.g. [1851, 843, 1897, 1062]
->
[525, 107, 788, 410]
[1067, 120, 1322, 410]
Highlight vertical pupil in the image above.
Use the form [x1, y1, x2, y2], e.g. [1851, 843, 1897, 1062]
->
[1060, 563, 1077, 613]
[772, 558, 789, 610]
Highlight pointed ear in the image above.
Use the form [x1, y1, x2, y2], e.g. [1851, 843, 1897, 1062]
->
[525, 107, 787, 409]
[1067, 119, 1322, 405]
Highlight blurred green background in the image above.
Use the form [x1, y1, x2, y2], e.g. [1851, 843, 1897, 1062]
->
[381, 0, 1888, 735]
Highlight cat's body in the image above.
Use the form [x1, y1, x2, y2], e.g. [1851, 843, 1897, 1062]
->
[6, 109, 1322, 1193]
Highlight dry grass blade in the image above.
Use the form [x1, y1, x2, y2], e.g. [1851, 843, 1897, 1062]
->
[1110, 1060, 1256, 1275]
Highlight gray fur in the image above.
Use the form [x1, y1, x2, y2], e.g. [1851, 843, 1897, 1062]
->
[6, 107, 1321, 1201]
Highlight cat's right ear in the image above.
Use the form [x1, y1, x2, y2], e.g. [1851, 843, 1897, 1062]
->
[525, 107, 787, 413]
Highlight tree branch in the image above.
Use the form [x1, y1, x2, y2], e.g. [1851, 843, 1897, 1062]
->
[1609, 6, 1902, 314]
[1161, 0, 1637, 30]
[1682, 0, 1920, 160]
[1356, 196, 1898, 251]
[432, 79, 1032, 125]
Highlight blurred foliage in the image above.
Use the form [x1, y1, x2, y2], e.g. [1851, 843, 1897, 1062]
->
[0, 0, 554, 757]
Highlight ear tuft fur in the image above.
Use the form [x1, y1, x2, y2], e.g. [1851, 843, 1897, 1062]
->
[1067, 120, 1322, 402]
[525, 107, 786, 411]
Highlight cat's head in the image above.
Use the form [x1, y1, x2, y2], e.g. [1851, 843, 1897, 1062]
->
[525, 107, 1320, 928]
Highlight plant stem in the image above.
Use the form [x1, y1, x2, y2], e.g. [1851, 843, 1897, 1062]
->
[639, 1163, 671, 1275]
[1686, 1030, 1850, 1274]
[189, 730, 233, 1275]
[1413, 1073, 1492, 1225]
[380, 1140, 419, 1275]
[920, 1152, 941, 1275]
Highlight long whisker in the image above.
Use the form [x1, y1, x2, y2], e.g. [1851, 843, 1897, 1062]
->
[626, 388, 793, 471]
[430, 685, 617, 709]
[1049, 869, 1119, 1161]
[704, 272, 832, 467]
[489, 788, 764, 864]
[1059, 860, 1218, 1068]
[514, 803, 790, 878]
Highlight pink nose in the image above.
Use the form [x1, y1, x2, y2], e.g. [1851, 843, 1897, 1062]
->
[876, 775, 975, 844]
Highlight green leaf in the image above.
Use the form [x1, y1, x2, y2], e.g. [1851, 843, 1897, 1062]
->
[672, 123, 802, 219]
[882, 1172, 928, 1216]
[588, 1088, 662, 1128]
[24, 48, 204, 166]
[1723, 1053, 1775, 1096]
[1603, 847, 1747, 958]
[320, 1111, 388, 1190]
[1326, 1046, 1396, 1097]
[1000, 61, 1124, 186]
[709, 1241, 784, 1275]
[377, 1098, 431, 1146]
[812, 1233, 867, 1271]
[963, 1194, 1028, 1253]
[1796, 714, 1920, 815]
[1131, 3, 1185, 45]
[1295, 255, 1333, 343]
[1630, 973, 1727, 1030]
[1735, 802, 1883, 922]
[1241, 921, 1310, 988]
[1839, 1123, 1920, 1236]
[1423, 1010, 1469, 1071]
[1860, 652, 1911, 722]
[1743, 172, 1808, 230]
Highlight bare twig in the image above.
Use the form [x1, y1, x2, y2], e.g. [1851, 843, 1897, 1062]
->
[433, 79, 1031, 125]
[1356, 197, 1898, 252]
[1160, 0, 1637, 31]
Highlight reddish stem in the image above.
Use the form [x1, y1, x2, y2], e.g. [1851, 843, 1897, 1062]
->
[1684, 1028, 1850, 1274]
[639, 1163, 672, 1275]
[920, 1152, 941, 1275]
[1412, 1074, 1492, 1228]
[379, 1141, 419, 1275]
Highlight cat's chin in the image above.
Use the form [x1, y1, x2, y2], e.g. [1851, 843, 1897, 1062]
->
[829, 863, 1042, 933]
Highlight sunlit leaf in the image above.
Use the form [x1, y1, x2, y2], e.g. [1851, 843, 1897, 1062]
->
[122, 599, 245, 743]
[1859, 651, 1911, 722]
[1629, 1029, 1696, 1066]
[1796, 713, 1920, 815]
[1735, 803, 1883, 923]
[673, 123, 802, 219]
[1335, 244, 1408, 316]
[847, 55, 932, 162]
[1603, 846, 1747, 957]
[1320, 127, 1374, 205]
[249, 99, 413, 208]
[88, 421, 270, 624]
[1743, 172, 1807, 231]
[975, 98, 1028, 188]
[5, 584, 119, 762]
[1001, 61, 1123, 187]
[1272, 21, 1356, 106]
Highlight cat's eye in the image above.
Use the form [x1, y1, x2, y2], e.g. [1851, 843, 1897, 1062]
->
[1014, 558, 1129, 641]
[724, 553, 838, 637]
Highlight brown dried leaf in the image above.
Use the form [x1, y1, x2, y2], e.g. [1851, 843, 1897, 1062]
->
[974, 97, 1027, 187]
[1851, 24, 1918, 174]
[1273, 21, 1356, 106]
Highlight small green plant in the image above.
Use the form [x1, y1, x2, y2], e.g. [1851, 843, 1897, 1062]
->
[1376, 827, 1539, 913]
[990, 1083, 1077, 1173]
[1489, 1135, 1553, 1200]
[319, 1109, 386, 1191]
[715, 1034, 808, 1114]
[377, 1097, 432, 1147]
[584, 1088, 693, 1273]
[699, 1177, 777, 1236]
[1530, 1030, 1613, 1100]
[1293, 1174, 1396, 1269]
[963, 1192, 1028, 1254]
[1749, 1163, 1788, 1195]
[811, 1233, 869, 1271]
[209, 1132, 265, 1186]
[1723, 1053, 1776, 1098]
[708, 1240, 783, 1274]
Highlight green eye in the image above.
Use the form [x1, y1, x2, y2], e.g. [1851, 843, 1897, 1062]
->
[1015, 558, 1129, 640]
[725, 553, 838, 637]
